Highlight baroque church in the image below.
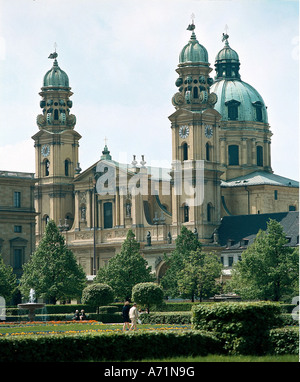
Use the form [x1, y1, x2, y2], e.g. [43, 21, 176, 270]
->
[29, 22, 299, 281]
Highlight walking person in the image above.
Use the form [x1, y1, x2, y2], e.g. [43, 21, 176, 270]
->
[122, 301, 130, 332]
[129, 303, 139, 331]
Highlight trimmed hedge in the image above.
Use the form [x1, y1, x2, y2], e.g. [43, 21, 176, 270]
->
[139, 312, 191, 325]
[268, 327, 299, 355]
[0, 330, 222, 362]
[191, 301, 283, 355]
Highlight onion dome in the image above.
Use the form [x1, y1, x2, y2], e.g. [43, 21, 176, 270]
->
[179, 31, 209, 64]
[43, 52, 69, 88]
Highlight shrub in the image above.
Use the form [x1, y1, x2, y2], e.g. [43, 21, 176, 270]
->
[268, 327, 299, 355]
[81, 283, 114, 313]
[192, 301, 282, 355]
[139, 312, 191, 325]
[131, 283, 164, 313]
[0, 330, 222, 362]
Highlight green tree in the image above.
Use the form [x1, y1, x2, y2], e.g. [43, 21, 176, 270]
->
[132, 282, 164, 313]
[229, 219, 299, 301]
[161, 226, 201, 298]
[0, 254, 17, 302]
[81, 283, 114, 313]
[177, 249, 222, 301]
[95, 229, 154, 300]
[19, 220, 86, 304]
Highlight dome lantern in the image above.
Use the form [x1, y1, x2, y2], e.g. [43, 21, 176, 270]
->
[214, 33, 241, 80]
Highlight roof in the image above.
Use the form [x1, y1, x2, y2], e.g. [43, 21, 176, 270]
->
[221, 171, 299, 188]
[0, 170, 35, 179]
[210, 79, 268, 123]
[43, 58, 69, 88]
[179, 31, 209, 64]
[218, 211, 299, 249]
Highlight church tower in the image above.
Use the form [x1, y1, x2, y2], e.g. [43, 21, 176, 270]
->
[32, 51, 81, 239]
[169, 22, 223, 242]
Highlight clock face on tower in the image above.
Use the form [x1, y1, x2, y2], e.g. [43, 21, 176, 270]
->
[205, 125, 213, 139]
[179, 125, 190, 139]
[41, 144, 50, 157]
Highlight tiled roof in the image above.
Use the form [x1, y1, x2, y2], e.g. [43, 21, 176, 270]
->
[221, 171, 299, 188]
[218, 211, 299, 249]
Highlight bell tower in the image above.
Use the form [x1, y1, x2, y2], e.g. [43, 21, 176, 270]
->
[32, 51, 81, 239]
[169, 21, 224, 242]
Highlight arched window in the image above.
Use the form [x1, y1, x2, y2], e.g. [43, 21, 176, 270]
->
[206, 142, 211, 161]
[65, 159, 69, 176]
[45, 159, 50, 176]
[207, 203, 212, 222]
[193, 87, 198, 99]
[256, 146, 263, 167]
[182, 143, 188, 161]
[54, 109, 59, 120]
[103, 202, 113, 229]
[228, 145, 239, 165]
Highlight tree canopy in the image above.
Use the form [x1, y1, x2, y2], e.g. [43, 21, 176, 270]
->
[178, 249, 222, 301]
[229, 219, 299, 301]
[95, 229, 154, 300]
[0, 254, 17, 302]
[160, 226, 202, 299]
[19, 220, 86, 304]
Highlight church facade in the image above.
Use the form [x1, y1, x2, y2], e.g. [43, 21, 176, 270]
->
[31, 23, 299, 280]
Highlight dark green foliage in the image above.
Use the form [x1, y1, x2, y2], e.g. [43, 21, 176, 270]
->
[0, 255, 17, 301]
[95, 230, 154, 300]
[191, 301, 283, 355]
[229, 219, 299, 301]
[81, 283, 114, 313]
[19, 220, 86, 304]
[0, 330, 222, 362]
[132, 282, 164, 313]
[268, 327, 299, 355]
[139, 312, 191, 325]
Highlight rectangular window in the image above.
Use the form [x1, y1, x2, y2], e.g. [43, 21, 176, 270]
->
[14, 226, 22, 233]
[274, 190, 278, 200]
[13, 248, 23, 269]
[228, 105, 238, 120]
[256, 146, 263, 166]
[228, 145, 239, 165]
[228, 256, 234, 267]
[14, 192, 21, 207]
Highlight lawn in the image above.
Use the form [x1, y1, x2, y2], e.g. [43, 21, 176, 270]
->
[0, 321, 191, 337]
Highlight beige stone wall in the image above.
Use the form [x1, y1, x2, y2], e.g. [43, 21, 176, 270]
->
[0, 173, 36, 274]
[221, 184, 298, 216]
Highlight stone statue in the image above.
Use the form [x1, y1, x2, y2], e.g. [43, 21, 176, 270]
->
[193, 227, 198, 240]
[146, 231, 151, 246]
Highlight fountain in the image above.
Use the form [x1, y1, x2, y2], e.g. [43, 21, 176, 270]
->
[18, 289, 45, 321]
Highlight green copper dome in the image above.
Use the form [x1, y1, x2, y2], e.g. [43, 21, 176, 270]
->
[210, 79, 268, 123]
[179, 31, 208, 64]
[216, 40, 239, 62]
[43, 58, 69, 88]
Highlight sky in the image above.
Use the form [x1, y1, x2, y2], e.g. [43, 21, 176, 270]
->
[0, 0, 299, 181]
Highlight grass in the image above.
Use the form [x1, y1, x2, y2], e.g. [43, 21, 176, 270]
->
[1, 321, 298, 363]
[0, 321, 191, 336]
[130, 354, 299, 362]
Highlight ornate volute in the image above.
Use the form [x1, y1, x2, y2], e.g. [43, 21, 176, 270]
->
[36, 51, 76, 132]
[172, 21, 218, 111]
